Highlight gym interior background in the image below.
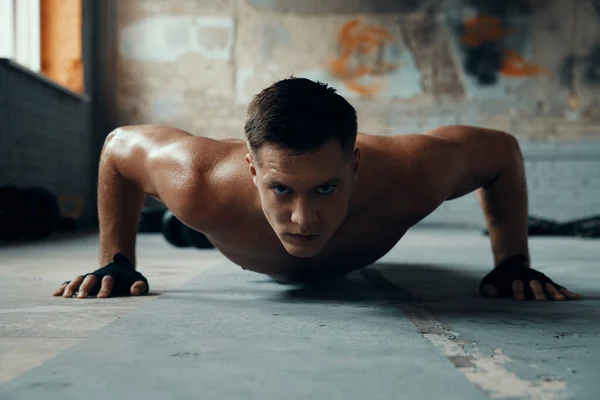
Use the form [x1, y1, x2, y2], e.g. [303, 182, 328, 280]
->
[1, 0, 599, 399]
[2, 0, 599, 230]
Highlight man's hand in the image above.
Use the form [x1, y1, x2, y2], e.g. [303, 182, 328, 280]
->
[53, 253, 149, 299]
[480, 254, 580, 301]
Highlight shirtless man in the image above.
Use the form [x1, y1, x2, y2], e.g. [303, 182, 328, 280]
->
[53, 77, 579, 302]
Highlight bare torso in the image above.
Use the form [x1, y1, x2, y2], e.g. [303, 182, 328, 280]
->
[170, 134, 449, 281]
[60, 123, 579, 302]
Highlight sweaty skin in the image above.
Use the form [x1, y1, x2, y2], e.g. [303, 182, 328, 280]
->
[54, 124, 580, 301]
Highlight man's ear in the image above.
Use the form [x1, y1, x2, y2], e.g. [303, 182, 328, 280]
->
[352, 148, 361, 182]
[245, 153, 258, 186]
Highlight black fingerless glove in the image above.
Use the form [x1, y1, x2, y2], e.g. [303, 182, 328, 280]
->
[479, 254, 563, 298]
[75, 253, 149, 297]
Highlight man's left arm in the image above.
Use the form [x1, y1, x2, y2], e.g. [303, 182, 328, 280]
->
[424, 125, 579, 301]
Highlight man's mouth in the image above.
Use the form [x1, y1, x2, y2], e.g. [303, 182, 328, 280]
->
[285, 233, 320, 243]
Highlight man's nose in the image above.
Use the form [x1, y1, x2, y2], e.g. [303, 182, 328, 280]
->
[290, 200, 319, 228]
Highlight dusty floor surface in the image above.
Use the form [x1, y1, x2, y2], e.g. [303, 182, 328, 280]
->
[0, 228, 598, 399]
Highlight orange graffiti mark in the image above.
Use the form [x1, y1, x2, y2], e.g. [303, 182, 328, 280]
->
[328, 19, 399, 96]
[502, 49, 546, 77]
[461, 16, 511, 46]
[461, 15, 545, 78]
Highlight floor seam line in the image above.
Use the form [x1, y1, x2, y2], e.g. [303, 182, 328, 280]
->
[360, 268, 569, 400]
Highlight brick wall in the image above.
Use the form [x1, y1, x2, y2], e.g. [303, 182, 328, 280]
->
[0, 59, 95, 225]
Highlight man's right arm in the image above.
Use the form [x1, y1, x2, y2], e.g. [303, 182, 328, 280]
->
[54, 125, 212, 298]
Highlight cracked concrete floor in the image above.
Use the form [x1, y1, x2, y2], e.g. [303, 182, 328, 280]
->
[0, 228, 599, 400]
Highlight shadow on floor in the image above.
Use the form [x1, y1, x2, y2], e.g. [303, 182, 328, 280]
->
[277, 262, 600, 323]
[168, 262, 600, 323]
[272, 262, 481, 303]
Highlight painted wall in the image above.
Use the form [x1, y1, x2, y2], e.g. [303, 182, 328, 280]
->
[116, 0, 600, 224]
[116, 0, 600, 140]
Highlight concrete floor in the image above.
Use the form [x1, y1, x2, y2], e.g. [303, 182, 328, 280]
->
[0, 228, 598, 400]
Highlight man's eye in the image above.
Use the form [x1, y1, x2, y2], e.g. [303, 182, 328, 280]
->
[272, 186, 290, 195]
[316, 185, 335, 195]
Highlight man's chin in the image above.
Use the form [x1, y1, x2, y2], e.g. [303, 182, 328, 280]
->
[281, 240, 325, 258]
[286, 249, 319, 258]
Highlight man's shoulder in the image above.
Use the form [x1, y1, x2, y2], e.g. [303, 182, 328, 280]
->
[355, 131, 460, 224]
[356, 131, 432, 155]
[356, 132, 432, 172]
[173, 136, 258, 231]
[178, 135, 246, 171]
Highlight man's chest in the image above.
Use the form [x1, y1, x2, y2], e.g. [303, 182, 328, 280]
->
[207, 213, 408, 281]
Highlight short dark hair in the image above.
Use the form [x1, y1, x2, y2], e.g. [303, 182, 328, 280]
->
[244, 77, 358, 158]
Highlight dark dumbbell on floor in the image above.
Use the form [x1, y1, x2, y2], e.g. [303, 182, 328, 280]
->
[563, 215, 600, 238]
[525, 216, 570, 236]
[22, 187, 60, 240]
[161, 210, 214, 249]
[181, 224, 214, 249]
[138, 208, 166, 233]
[483, 214, 600, 238]
[0, 186, 25, 241]
[161, 210, 189, 247]
[483, 215, 570, 237]
[0, 186, 60, 242]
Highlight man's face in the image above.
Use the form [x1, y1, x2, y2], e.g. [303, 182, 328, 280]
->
[246, 139, 360, 258]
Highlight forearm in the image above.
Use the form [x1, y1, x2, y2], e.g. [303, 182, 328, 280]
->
[97, 143, 146, 267]
[477, 137, 530, 267]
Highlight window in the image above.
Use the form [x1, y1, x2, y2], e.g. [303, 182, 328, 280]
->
[0, 0, 83, 93]
[0, 0, 41, 72]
